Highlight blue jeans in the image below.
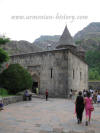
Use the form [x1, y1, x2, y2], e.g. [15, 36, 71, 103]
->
[0, 103, 3, 108]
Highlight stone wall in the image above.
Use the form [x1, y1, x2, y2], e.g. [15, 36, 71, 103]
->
[2, 96, 23, 106]
[10, 49, 69, 97]
[88, 81, 100, 90]
[10, 48, 88, 97]
[68, 51, 88, 92]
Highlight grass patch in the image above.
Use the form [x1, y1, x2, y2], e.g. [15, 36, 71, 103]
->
[0, 88, 8, 96]
[0, 88, 15, 97]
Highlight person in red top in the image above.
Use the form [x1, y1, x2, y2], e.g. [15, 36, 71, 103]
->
[45, 89, 48, 101]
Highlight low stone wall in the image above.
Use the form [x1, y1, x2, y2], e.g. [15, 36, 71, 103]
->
[88, 81, 100, 90]
[2, 96, 23, 106]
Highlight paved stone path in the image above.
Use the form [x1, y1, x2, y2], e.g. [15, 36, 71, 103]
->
[0, 98, 100, 133]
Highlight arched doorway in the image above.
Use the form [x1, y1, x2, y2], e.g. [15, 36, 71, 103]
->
[32, 73, 40, 93]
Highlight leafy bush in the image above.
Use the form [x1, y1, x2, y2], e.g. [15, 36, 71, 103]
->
[0, 88, 8, 96]
[0, 64, 33, 94]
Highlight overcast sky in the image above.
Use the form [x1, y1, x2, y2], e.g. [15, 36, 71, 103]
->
[0, 0, 99, 42]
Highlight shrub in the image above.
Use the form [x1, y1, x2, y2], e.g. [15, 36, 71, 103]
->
[0, 88, 8, 96]
[0, 64, 33, 94]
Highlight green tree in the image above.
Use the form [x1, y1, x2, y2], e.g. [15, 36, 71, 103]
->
[0, 64, 33, 94]
[85, 50, 100, 68]
[89, 69, 100, 80]
[85, 49, 100, 80]
[0, 48, 9, 65]
[0, 37, 10, 45]
[0, 36, 10, 67]
[75, 40, 82, 45]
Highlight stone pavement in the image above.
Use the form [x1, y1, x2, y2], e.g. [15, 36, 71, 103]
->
[0, 98, 100, 133]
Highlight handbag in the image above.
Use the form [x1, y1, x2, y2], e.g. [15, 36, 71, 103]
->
[89, 105, 94, 111]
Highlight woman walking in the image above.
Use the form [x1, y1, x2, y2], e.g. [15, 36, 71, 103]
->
[75, 91, 84, 124]
[84, 91, 94, 126]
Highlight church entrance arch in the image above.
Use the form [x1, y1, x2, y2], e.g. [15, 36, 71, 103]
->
[32, 73, 40, 93]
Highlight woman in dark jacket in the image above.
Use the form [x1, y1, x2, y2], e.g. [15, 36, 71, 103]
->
[75, 91, 84, 124]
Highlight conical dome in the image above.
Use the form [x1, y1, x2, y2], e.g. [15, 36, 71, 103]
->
[56, 25, 75, 49]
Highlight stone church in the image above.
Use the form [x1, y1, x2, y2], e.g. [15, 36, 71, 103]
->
[10, 26, 88, 97]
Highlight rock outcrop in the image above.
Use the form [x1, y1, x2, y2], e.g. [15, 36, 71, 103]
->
[1, 40, 42, 55]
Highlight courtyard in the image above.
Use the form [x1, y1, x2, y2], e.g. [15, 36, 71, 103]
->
[0, 98, 100, 133]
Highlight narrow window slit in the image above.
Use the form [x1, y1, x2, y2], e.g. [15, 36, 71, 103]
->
[73, 69, 74, 79]
[51, 68, 53, 78]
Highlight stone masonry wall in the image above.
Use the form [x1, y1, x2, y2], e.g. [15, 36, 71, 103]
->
[2, 96, 23, 106]
[40, 50, 68, 97]
[10, 49, 68, 97]
[88, 81, 100, 90]
[10, 49, 88, 97]
[68, 51, 88, 92]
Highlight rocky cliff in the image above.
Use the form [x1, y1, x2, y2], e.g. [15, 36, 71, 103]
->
[74, 22, 100, 51]
[1, 40, 42, 55]
[1, 22, 100, 55]
[33, 22, 100, 51]
[74, 22, 100, 40]
[33, 35, 60, 50]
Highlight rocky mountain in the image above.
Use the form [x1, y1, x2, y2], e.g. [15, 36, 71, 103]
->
[33, 23, 100, 51]
[1, 22, 100, 55]
[33, 35, 60, 50]
[74, 22, 100, 40]
[74, 22, 100, 51]
[1, 40, 42, 56]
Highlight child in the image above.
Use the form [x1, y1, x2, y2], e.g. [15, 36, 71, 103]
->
[45, 89, 48, 101]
